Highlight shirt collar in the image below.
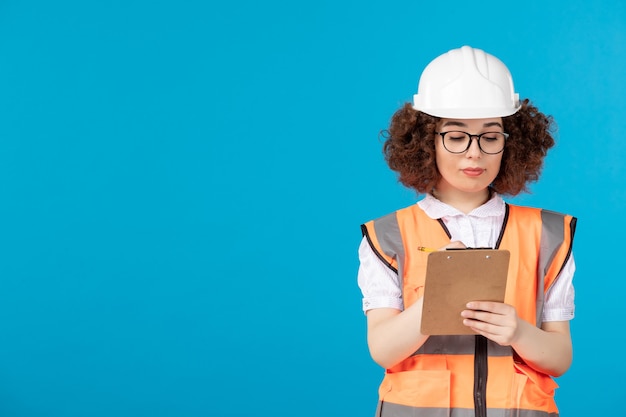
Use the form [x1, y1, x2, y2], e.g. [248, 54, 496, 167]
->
[418, 191, 505, 219]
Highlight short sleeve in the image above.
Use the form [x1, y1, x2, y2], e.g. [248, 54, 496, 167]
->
[357, 237, 404, 313]
[541, 255, 576, 322]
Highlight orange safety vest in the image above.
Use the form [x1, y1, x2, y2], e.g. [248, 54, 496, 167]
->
[361, 203, 576, 417]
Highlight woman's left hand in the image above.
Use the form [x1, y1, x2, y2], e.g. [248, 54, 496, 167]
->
[461, 301, 521, 346]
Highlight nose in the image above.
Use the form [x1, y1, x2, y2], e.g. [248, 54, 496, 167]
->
[465, 136, 482, 158]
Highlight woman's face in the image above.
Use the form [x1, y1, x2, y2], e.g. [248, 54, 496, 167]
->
[434, 117, 504, 196]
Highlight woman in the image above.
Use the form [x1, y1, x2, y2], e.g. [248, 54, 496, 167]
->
[358, 45, 576, 417]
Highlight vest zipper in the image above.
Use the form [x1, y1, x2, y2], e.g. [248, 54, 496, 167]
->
[474, 335, 488, 417]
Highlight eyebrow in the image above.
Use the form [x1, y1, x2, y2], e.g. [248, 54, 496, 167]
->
[442, 121, 503, 129]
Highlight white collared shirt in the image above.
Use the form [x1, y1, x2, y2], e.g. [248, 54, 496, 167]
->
[357, 193, 575, 322]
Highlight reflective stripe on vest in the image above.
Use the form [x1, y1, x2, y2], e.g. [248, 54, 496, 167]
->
[361, 203, 576, 417]
[376, 401, 559, 417]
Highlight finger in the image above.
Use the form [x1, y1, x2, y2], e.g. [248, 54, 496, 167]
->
[462, 309, 513, 328]
[461, 309, 494, 323]
[462, 318, 500, 335]
[466, 301, 511, 315]
[442, 241, 466, 250]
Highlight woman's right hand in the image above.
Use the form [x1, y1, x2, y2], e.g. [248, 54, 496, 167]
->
[442, 241, 466, 250]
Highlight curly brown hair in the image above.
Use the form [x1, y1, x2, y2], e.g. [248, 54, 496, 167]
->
[381, 99, 555, 196]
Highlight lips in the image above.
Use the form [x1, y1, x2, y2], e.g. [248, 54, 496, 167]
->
[462, 168, 485, 177]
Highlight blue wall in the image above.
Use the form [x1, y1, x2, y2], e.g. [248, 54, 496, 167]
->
[0, 1, 623, 415]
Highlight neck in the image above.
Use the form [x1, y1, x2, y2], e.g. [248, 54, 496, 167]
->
[431, 187, 492, 214]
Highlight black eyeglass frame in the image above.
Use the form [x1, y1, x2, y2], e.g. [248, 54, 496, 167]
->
[435, 131, 509, 155]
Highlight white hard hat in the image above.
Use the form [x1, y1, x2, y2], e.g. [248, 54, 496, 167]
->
[412, 46, 521, 119]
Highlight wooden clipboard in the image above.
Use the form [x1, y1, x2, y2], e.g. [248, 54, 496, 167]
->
[420, 249, 510, 336]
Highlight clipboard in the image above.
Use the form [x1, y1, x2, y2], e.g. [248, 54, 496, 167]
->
[420, 249, 510, 336]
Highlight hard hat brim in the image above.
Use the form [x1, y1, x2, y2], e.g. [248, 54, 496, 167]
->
[412, 104, 522, 119]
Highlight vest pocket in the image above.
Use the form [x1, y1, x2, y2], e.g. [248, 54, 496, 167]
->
[511, 362, 559, 408]
[508, 372, 528, 410]
[513, 363, 558, 394]
[380, 369, 451, 408]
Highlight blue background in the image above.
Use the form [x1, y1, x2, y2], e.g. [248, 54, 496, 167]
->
[0, 1, 623, 416]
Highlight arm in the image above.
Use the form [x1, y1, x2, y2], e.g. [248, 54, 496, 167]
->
[360, 240, 467, 369]
[366, 298, 429, 369]
[461, 302, 572, 376]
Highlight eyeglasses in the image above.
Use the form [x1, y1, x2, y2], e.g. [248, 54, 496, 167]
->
[435, 131, 509, 155]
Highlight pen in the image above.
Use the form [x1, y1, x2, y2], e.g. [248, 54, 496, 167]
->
[417, 246, 437, 252]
